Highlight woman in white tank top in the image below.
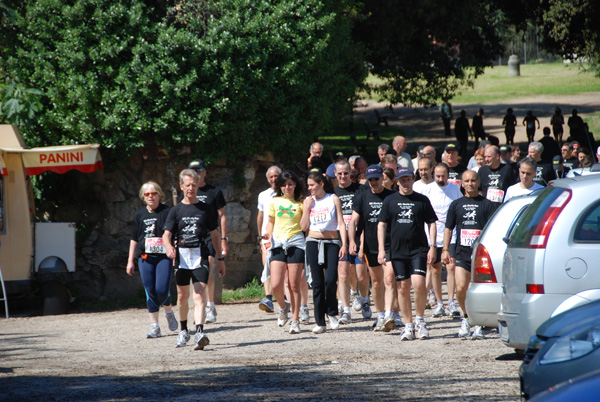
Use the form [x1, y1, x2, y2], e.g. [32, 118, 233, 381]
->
[300, 170, 347, 334]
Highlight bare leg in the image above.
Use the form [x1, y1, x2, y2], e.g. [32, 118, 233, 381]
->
[176, 284, 190, 323]
[398, 279, 413, 325]
[412, 274, 427, 318]
[149, 311, 159, 324]
[192, 281, 207, 325]
[287, 263, 303, 321]
[270, 261, 288, 310]
[206, 255, 215, 303]
[338, 260, 351, 307]
[299, 270, 309, 306]
[356, 263, 370, 298]
[383, 262, 396, 313]
[368, 265, 384, 314]
[430, 262, 443, 303]
[455, 266, 471, 315]
[446, 259, 456, 301]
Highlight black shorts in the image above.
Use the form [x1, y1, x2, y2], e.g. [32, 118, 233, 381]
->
[432, 247, 443, 265]
[365, 253, 381, 268]
[175, 261, 210, 285]
[207, 242, 216, 258]
[270, 246, 305, 264]
[455, 259, 472, 273]
[391, 255, 427, 281]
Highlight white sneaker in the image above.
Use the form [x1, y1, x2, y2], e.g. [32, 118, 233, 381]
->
[361, 301, 372, 319]
[299, 306, 310, 324]
[471, 325, 485, 340]
[426, 292, 436, 309]
[312, 325, 326, 334]
[277, 303, 290, 327]
[175, 329, 190, 348]
[400, 324, 414, 341]
[194, 332, 210, 350]
[205, 305, 217, 323]
[339, 311, 352, 324]
[352, 295, 362, 311]
[289, 320, 300, 334]
[416, 321, 429, 339]
[329, 315, 340, 330]
[432, 303, 446, 317]
[147, 323, 161, 338]
[446, 303, 461, 319]
[458, 318, 471, 338]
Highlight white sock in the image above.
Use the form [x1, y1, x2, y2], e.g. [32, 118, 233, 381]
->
[416, 316, 424, 323]
[448, 299, 454, 306]
[344, 307, 351, 313]
[207, 301, 215, 308]
[377, 312, 385, 319]
[351, 291, 358, 296]
[384, 310, 392, 319]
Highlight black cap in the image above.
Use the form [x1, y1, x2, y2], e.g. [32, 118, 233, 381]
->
[444, 143, 458, 152]
[189, 159, 206, 171]
[334, 151, 346, 160]
[500, 145, 511, 153]
[552, 155, 563, 168]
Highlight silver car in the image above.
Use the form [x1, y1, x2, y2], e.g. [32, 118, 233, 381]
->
[498, 174, 600, 351]
[466, 193, 538, 328]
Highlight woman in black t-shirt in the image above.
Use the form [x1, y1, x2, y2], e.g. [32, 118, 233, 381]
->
[126, 181, 178, 339]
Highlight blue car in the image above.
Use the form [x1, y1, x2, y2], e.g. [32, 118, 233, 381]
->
[520, 298, 600, 399]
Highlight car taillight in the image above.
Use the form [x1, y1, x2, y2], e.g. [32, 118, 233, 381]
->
[473, 244, 497, 283]
[529, 190, 571, 249]
[526, 284, 545, 294]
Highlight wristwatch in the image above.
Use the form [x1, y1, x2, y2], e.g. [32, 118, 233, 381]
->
[429, 244, 436, 247]
[222, 237, 228, 241]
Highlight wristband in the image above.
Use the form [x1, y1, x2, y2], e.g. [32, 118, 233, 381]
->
[222, 237, 228, 241]
[429, 244, 436, 247]
[442, 249, 449, 252]
[218, 257, 225, 261]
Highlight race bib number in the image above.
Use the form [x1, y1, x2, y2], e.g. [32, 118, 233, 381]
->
[448, 178, 461, 187]
[310, 208, 328, 224]
[179, 247, 202, 270]
[145, 237, 166, 254]
[343, 215, 352, 230]
[460, 229, 481, 247]
[486, 188, 505, 203]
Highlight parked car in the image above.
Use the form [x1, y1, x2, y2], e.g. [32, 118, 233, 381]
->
[528, 369, 600, 402]
[566, 162, 600, 177]
[465, 192, 539, 328]
[498, 174, 600, 351]
[520, 299, 600, 399]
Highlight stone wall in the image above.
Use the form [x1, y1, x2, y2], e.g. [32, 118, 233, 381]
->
[45, 151, 277, 302]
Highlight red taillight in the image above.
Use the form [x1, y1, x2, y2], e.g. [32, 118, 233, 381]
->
[529, 190, 571, 249]
[526, 284, 545, 294]
[473, 244, 497, 283]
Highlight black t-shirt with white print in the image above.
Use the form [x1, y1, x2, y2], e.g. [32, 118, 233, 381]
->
[131, 203, 170, 258]
[164, 202, 218, 257]
[445, 195, 497, 263]
[479, 163, 518, 204]
[378, 191, 438, 259]
[352, 188, 394, 254]
[335, 182, 362, 243]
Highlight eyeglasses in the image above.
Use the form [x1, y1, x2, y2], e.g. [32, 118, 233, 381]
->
[144, 192, 158, 197]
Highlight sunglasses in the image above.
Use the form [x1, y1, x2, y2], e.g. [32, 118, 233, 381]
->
[144, 192, 158, 197]
[368, 177, 381, 182]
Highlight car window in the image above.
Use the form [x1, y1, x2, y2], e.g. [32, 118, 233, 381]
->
[575, 201, 600, 242]
[509, 187, 567, 248]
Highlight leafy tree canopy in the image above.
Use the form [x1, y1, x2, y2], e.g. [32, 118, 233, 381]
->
[0, 0, 366, 162]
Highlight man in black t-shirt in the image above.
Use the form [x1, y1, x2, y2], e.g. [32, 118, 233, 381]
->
[444, 143, 467, 188]
[479, 145, 518, 204]
[527, 142, 556, 186]
[188, 159, 228, 324]
[377, 167, 438, 341]
[349, 165, 394, 330]
[334, 160, 370, 322]
[163, 169, 225, 350]
[443, 170, 496, 340]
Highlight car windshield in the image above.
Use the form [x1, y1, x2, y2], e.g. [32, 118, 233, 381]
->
[509, 187, 567, 248]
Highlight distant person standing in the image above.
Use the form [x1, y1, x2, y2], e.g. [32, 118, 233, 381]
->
[454, 110, 472, 160]
[568, 109, 585, 143]
[472, 108, 486, 149]
[550, 107, 565, 145]
[522, 111, 540, 144]
[502, 108, 517, 145]
[539, 127, 561, 163]
[440, 98, 453, 137]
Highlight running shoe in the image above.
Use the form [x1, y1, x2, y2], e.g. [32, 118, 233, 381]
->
[312, 325, 326, 334]
[446, 303, 461, 318]
[373, 317, 385, 332]
[258, 298, 274, 313]
[175, 329, 190, 348]
[471, 325, 485, 340]
[278, 302, 290, 327]
[147, 323, 161, 338]
[361, 301, 372, 319]
[432, 303, 446, 318]
[194, 332, 210, 350]
[393, 312, 404, 327]
[400, 324, 415, 341]
[205, 305, 217, 323]
[458, 318, 471, 338]
[339, 311, 352, 324]
[383, 317, 396, 332]
[352, 295, 362, 311]
[426, 292, 436, 309]
[289, 320, 300, 334]
[329, 315, 340, 330]
[299, 306, 310, 324]
[416, 321, 429, 340]
[165, 311, 178, 331]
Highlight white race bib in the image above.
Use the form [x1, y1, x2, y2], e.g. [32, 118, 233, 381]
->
[145, 237, 166, 254]
[486, 188, 504, 203]
[179, 247, 202, 270]
[460, 229, 481, 247]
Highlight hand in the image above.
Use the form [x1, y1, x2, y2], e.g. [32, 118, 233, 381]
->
[427, 247, 436, 265]
[261, 233, 271, 242]
[338, 245, 347, 260]
[441, 250, 450, 265]
[166, 246, 176, 260]
[377, 250, 386, 266]
[126, 261, 134, 276]
[349, 241, 357, 256]
[303, 195, 315, 210]
[218, 261, 226, 277]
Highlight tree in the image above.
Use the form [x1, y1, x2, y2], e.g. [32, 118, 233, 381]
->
[0, 0, 365, 162]
[353, 0, 505, 106]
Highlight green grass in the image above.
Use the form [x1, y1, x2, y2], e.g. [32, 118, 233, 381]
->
[222, 277, 265, 303]
[453, 63, 600, 104]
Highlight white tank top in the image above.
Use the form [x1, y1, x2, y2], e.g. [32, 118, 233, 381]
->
[309, 193, 338, 232]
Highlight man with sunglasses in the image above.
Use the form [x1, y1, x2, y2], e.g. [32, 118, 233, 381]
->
[348, 165, 394, 331]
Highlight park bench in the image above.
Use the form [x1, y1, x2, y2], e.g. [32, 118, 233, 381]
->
[350, 133, 368, 157]
[374, 109, 389, 126]
[363, 121, 382, 141]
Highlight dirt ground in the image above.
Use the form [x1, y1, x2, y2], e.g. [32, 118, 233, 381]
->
[1, 292, 523, 402]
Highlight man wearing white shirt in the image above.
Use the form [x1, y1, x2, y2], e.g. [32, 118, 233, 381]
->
[392, 136, 414, 171]
[413, 158, 434, 194]
[422, 163, 462, 318]
[504, 157, 544, 202]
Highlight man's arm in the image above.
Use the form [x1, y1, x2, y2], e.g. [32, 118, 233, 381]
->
[218, 207, 227, 256]
[377, 221, 387, 266]
[163, 230, 176, 260]
[210, 228, 226, 277]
